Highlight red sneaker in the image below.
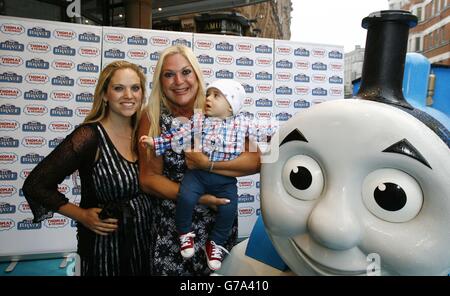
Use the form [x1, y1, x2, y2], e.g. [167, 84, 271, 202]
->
[203, 240, 229, 271]
[179, 232, 195, 259]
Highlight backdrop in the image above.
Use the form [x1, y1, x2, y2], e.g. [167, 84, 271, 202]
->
[0, 16, 343, 260]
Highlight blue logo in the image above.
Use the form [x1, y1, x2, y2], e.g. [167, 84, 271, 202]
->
[275, 86, 293, 95]
[72, 185, 81, 195]
[150, 51, 160, 61]
[215, 42, 233, 51]
[294, 73, 310, 82]
[276, 60, 292, 69]
[25, 58, 49, 69]
[312, 87, 327, 96]
[0, 203, 16, 214]
[255, 98, 273, 107]
[236, 57, 254, 66]
[53, 45, 76, 56]
[215, 70, 234, 79]
[20, 153, 45, 164]
[255, 71, 272, 80]
[24, 89, 48, 101]
[27, 27, 50, 38]
[241, 111, 254, 120]
[76, 92, 94, 103]
[0, 136, 19, 147]
[238, 193, 255, 203]
[104, 48, 125, 59]
[127, 35, 148, 45]
[197, 54, 214, 64]
[172, 38, 191, 47]
[17, 219, 42, 230]
[294, 100, 311, 108]
[312, 62, 327, 71]
[255, 44, 272, 54]
[276, 112, 292, 121]
[49, 137, 64, 148]
[256, 181, 260, 188]
[294, 48, 310, 56]
[77, 62, 99, 73]
[0, 104, 20, 115]
[138, 65, 147, 74]
[79, 32, 101, 43]
[50, 106, 73, 117]
[71, 219, 77, 227]
[0, 169, 17, 180]
[0, 40, 24, 51]
[256, 208, 261, 216]
[242, 84, 254, 93]
[329, 75, 343, 84]
[22, 121, 46, 132]
[52, 75, 74, 86]
[328, 50, 343, 59]
[0, 72, 22, 83]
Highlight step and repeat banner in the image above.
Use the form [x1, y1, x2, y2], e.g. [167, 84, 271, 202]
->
[0, 16, 343, 260]
[0, 16, 102, 259]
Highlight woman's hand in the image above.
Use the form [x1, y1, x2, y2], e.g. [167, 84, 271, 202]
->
[185, 151, 209, 170]
[198, 194, 230, 211]
[80, 208, 118, 236]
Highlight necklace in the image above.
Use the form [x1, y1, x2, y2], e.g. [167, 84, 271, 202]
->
[104, 125, 132, 140]
[100, 119, 132, 140]
[111, 131, 132, 140]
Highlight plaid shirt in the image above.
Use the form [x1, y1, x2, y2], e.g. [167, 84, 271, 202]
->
[153, 112, 277, 162]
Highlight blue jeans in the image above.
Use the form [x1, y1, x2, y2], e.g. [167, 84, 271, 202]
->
[176, 169, 238, 246]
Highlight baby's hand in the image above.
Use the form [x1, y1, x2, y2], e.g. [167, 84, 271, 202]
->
[139, 135, 154, 149]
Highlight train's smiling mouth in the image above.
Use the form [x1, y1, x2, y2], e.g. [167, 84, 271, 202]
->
[289, 239, 367, 276]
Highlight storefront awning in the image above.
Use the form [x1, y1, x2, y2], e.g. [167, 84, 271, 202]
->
[152, 0, 270, 20]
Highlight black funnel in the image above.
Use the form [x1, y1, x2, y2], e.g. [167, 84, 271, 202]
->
[357, 10, 418, 109]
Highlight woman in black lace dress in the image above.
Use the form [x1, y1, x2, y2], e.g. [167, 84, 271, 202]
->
[23, 61, 152, 276]
[138, 46, 261, 275]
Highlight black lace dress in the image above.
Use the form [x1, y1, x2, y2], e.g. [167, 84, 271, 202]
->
[150, 109, 238, 276]
[23, 123, 153, 276]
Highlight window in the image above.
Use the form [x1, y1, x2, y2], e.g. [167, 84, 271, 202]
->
[416, 7, 422, 22]
[425, 3, 431, 19]
[415, 37, 421, 51]
[434, 30, 439, 46]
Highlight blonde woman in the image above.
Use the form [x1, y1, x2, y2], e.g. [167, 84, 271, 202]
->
[138, 45, 261, 275]
[23, 61, 152, 276]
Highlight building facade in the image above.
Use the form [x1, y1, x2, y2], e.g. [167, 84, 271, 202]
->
[234, 0, 292, 39]
[0, 0, 292, 40]
[153, 0, 292, 40]
[344, 45, 365, 97]
[389, 0, 450, 65]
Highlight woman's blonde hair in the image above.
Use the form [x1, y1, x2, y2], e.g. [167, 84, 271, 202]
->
[83, 60, 147, 152]
[146, 45, 206, 137]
